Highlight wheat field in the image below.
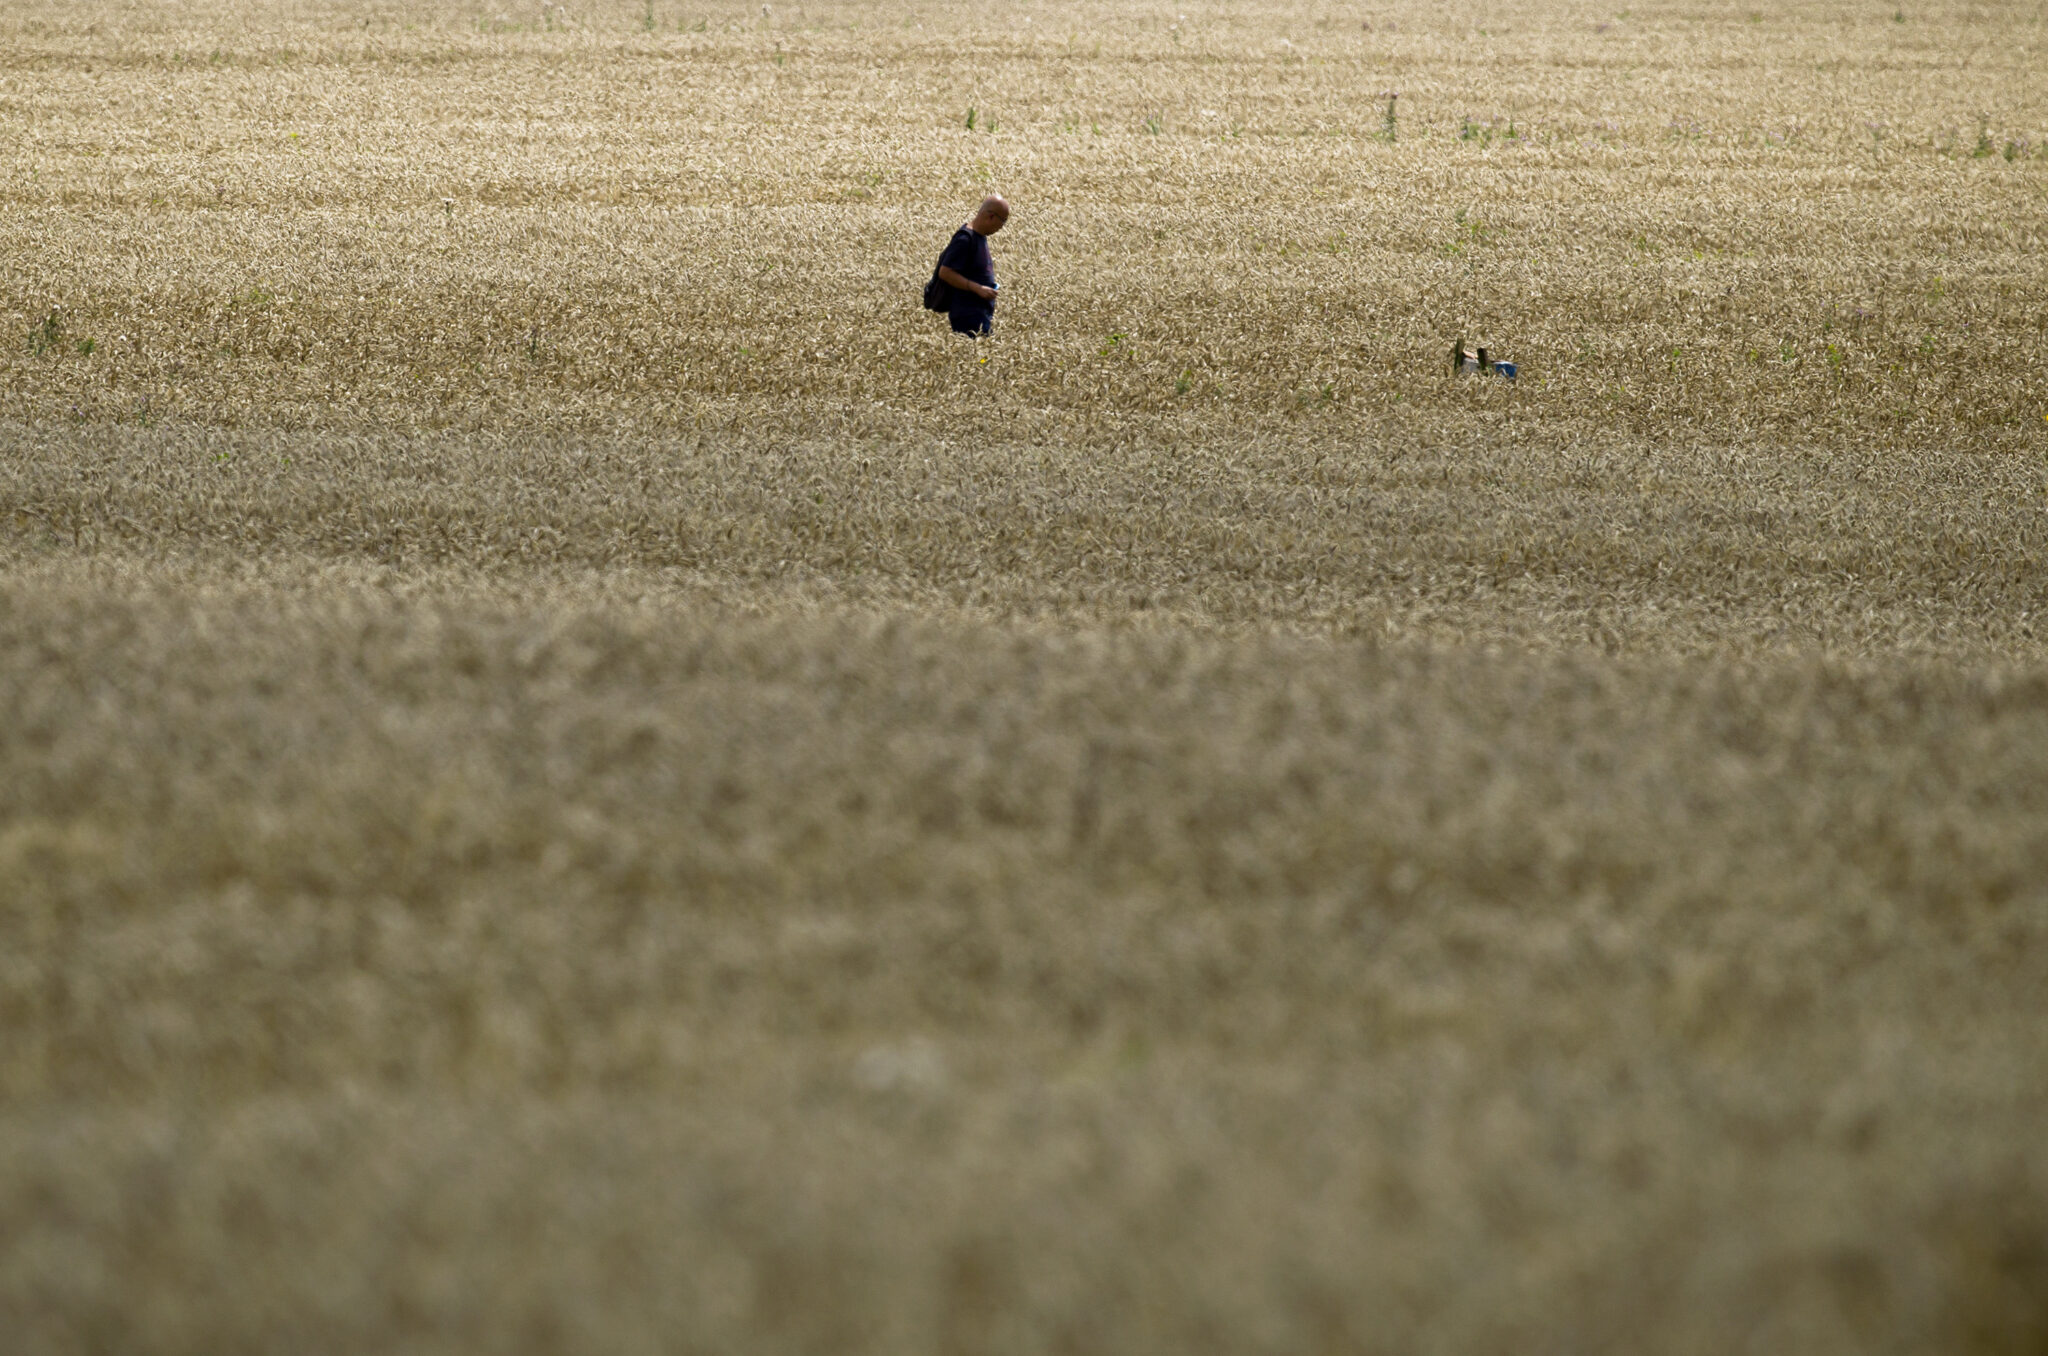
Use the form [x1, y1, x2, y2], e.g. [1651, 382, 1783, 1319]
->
[5, 0, 2048, 1351]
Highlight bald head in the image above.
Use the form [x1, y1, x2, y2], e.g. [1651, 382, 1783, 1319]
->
[970, 195, 1010, 235]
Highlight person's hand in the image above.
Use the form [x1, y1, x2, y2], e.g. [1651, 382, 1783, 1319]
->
[979, 284, 998, 300]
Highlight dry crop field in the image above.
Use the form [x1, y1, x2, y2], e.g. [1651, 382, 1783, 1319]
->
[5, 0, 2048, 1350]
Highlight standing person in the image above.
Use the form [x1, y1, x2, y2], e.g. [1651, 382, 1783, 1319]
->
[927, 195, 1008, 336]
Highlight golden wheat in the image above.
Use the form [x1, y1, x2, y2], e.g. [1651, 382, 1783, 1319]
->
[4, 0, 2045, 438]
[4, 1, 2048, 1352]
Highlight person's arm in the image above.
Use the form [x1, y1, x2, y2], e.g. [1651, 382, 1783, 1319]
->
[936, 266, 995, 301]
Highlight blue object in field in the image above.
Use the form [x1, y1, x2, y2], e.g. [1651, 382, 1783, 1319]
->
[1451, 338, 1517, 381]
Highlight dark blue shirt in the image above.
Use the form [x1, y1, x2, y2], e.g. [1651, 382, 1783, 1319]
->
[938, 225, 995, 330]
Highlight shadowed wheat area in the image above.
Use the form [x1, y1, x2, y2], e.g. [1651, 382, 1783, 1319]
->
[4, 0, 2048, 1352]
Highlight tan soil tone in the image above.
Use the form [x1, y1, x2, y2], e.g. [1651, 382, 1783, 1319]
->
[4, 1, 2047, 1352]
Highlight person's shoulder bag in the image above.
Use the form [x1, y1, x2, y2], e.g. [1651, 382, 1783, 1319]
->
[922, 254, 953, 312]
[923, 228, 970, 312]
